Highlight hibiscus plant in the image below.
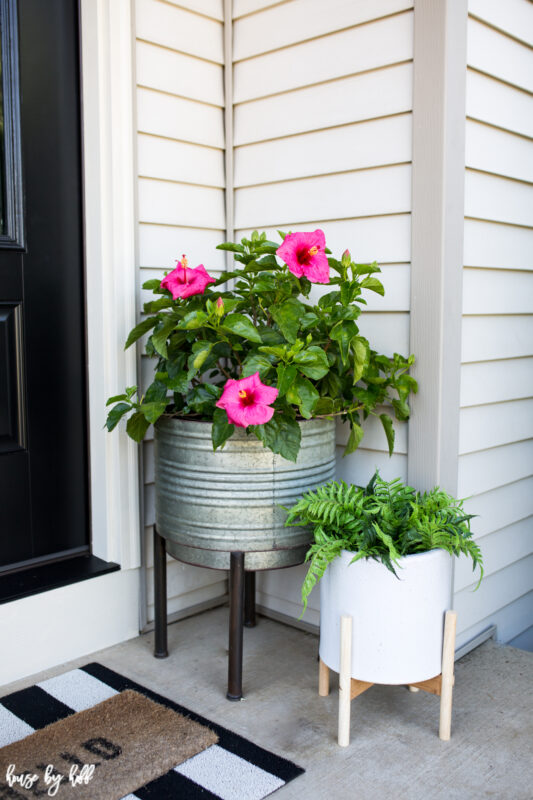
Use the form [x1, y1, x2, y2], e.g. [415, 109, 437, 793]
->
[106, 230, 417, 462]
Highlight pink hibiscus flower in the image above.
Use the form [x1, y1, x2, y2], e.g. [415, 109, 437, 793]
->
[161, 255, 216, 299]
[276, 229, 329, 284]
[216, 372, 278, 427]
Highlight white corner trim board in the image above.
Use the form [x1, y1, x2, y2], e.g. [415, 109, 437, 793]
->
[0, 569, 140, 687]
[408, 0, 467, 496]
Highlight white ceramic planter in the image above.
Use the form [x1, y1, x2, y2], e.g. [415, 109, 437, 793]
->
[319, 548, 453, 684]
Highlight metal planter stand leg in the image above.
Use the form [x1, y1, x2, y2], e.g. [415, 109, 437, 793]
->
[153, 526, 168, 659]
[227, 551, 245, 700]
[244, 571, 256, 628]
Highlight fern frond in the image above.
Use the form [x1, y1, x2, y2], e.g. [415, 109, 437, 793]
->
[287, 472, 485, 613]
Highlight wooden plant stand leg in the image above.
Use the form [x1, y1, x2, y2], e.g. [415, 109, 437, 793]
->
[153, 527, 168, 659]
[338, 615, 353, 746]
[334, 610, 457, 745]
[227, 551, 245, 701]
[337, 616, 374, 746]
[439, 610, 457, 741]
[319, 658, 330, 696]
[409, 610, 457, 740]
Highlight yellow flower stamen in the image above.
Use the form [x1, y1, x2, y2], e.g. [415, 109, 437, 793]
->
[308, 246, 319, 256]
[238, 390, 247, 399]
[181, 254, 188, 269]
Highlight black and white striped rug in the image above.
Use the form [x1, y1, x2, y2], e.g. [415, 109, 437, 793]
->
[0, 662, 304, 799]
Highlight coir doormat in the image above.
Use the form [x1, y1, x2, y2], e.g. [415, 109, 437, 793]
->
[0, 662, 304, 799]
[0, 689, 217, 799]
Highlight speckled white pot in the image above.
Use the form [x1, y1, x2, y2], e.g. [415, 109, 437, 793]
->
[319, 548, 453, 684]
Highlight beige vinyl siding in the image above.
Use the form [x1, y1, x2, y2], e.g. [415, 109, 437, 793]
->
[455, 0, 533, 649]
[135, 0, 227, 623]
[163, 0, 224, 21]
[232, 1, 414, 625]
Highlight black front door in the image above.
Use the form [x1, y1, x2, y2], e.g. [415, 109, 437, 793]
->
[0, 0, 89, 573]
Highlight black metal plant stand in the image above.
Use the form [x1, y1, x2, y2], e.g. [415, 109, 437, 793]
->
[153, 527, 257, 700]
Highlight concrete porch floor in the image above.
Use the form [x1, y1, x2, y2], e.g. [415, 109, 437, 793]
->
[2, 606, 532, 800]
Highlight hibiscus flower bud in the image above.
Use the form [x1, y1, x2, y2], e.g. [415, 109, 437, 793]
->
[341, 249, 351, 267]
[215, 296, 225, 317]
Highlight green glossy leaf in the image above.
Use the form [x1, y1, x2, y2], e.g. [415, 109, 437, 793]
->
[392, 397, 410, 421]
[222, 314, 262, 343]
[180, 310, 209, 330]
[293, 346, 330, 379]
[143, 297, 174, 314]
[167, 371, 189, 393]
[340, 282, 352, 306]
[344, 422, 364, 456]
[380, 413, 395, 456]
[259, 345, 288, 359]
[140, 401, 168, 424]
[276, 363, 297, 397]
[270, 298, 305, 344]
[254, 245, 278, 255]
[186, 383, 221, 414]
[152, 317, 178, 358]
[216, 242, 245, 252]
[318, 290, 340, 310]
[142, 278, 163, 291]
[106, 393, 127, 407]
[166, 353, 187, 379]
[212, 407, 235, 450]
[399, 374, 419, 393]
[126, 411, 151, 442]
[300, 312, 319, 329]
[156, 370, 189, 393]
[215, 271, 240, 284]
[330, 320, 358, 365]
[352, 338, 369, 383]
[354, 261, 381, 276]
[321, 370, 342, 397]
[314, 397, 335, 415]
[253, 274, 277, 292]
[190, 341, 213, 371]
[242, 353, 275, 378]
[145, 380, 168, 403]
[286, 376, 319, 419]
[255, 254, 279, 268]
[360, 276, 385, 295]
[253, 415, 301, 462]
[105, 402, 131, 432]
[124, 317, 158, 349]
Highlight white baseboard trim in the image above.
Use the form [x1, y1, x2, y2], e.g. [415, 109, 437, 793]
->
[455, 624, 497, 661]
[141, 593, 229, 634]
[0, 568, 140, 687]
[257, 604, 319, 636]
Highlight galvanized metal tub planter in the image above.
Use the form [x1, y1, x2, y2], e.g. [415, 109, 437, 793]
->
[154, 416, 336, 570]
[153, 415, 336, 699]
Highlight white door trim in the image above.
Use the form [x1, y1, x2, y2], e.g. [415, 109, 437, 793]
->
[79, 0, 141, 570]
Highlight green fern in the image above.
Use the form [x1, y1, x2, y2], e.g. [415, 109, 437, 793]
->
[286, 471, 484, 612]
